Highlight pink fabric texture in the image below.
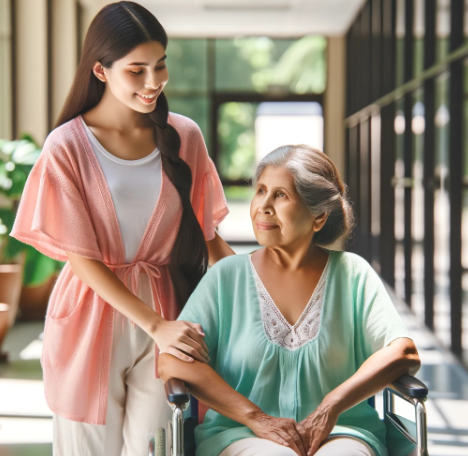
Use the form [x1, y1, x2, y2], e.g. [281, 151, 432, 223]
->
[10, 113, 229, 424]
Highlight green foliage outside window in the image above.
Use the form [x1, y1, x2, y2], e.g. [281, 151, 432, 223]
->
[218, 102, 259, 181]
[216, 36, 326, 94]
[164, 36, 326, 185]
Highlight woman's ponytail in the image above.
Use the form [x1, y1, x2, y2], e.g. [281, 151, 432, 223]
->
[149, 93, 208, 307]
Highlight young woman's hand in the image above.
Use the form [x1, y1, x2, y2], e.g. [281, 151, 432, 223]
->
[151, 319, 210, 363]
[246, 411, 306, 456]
[297, 400, 339, 455]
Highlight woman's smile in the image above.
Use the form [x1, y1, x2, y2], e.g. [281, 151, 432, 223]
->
[256, 221, 278, 230]
[135, 89, 159, 104]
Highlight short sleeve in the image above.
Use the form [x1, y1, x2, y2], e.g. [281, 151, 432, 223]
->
[10, 135, 102, 262]
[178, 265, 220, 355]
[355, 258, 411, 360]
[188, 125, 229, 242]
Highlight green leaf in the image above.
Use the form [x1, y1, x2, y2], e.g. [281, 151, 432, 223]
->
[11, 140, 41, 165]
[18, 133, 39, 147]
[3, 236, 24, 261]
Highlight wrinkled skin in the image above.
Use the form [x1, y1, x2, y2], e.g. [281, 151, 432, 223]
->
[248, 411, 307, 456]
[247, 404, 338, 456]
[297, 402, 340, 455]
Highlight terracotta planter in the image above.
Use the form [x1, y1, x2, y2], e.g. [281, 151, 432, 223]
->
[0, 264, 24, 328]
[19, 274, 58, 320]
[0, 303, 9, 362]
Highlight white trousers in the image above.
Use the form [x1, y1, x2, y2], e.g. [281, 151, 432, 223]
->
[219, 436, 377, 456]
[53, 275, 172, 456]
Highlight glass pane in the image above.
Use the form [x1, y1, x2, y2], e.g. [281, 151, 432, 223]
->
[436, 0, 450, 63]
[165, 39, 208, 94]
[217, 101, 324, 181]
[370, 113, 381, 266]
[215, 37, 326, 94]
[217, 186, 256, 243]
[165, 96, 210, 152]
[218, 102, 258, 181]
[412, 88, 425, 322]
[413, 0, 425, 77]
[255, 102, 323, 160]
[465, 0, 468, 42]
[395, 0, 405, 87]
[434, 71, 451, 348]
[394, 97, 405, 300]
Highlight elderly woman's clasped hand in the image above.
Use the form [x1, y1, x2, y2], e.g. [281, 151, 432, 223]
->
[246, 402, 339, 456]
[297, 400, 340, 456]
[246, 411, 307, 456]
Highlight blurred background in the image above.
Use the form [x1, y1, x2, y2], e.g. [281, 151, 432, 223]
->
[0, 0, 468, 455]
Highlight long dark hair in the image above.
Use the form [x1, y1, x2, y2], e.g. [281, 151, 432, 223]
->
[56, 1, 208, 309]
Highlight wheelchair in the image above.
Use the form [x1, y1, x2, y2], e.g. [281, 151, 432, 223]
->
[149, 374, 429, 456]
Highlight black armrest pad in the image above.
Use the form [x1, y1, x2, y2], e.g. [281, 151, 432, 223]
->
[389, 374, 428, 398]
[165, 378, 190, 404]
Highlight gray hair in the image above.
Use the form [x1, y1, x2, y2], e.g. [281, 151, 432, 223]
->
[253, 144, 355, 249]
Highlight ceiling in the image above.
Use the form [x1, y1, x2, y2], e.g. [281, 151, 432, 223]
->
[136, 0, 366, 37]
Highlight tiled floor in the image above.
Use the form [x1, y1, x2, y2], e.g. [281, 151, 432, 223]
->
[1, 283, 467, 455]
[385, 287, 468, 455]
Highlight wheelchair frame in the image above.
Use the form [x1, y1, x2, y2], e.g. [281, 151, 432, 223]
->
[150, 374, 429, 456]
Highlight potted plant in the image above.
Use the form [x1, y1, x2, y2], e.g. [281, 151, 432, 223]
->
[0, 135, 62, 335]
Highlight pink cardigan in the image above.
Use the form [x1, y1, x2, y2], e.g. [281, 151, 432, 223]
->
[11, 113, 229, 424]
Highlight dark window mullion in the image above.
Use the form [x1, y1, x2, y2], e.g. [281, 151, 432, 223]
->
[371, 0, 382, 100]
[380, 104, 396, 285]
[423, 0, 436, 330]
[403, 0, 414, 306]
[449, 0, 464, 356]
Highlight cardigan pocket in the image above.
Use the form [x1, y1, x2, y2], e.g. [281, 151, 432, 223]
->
[46, 271, 93, 321]
[41, 292, 110, 424]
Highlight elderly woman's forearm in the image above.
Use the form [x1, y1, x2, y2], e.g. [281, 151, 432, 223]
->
[158, 353, 262, 426]
[322, 337, 420, 415]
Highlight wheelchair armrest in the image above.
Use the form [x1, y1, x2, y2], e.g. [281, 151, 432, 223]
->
[165, 378, 190, 405]
[388, 374, 428, 399]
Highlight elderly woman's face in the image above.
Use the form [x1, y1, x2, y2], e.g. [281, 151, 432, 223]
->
[250, 166, 318, 247]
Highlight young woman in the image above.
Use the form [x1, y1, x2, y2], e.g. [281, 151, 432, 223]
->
[11, 2, 233, 454]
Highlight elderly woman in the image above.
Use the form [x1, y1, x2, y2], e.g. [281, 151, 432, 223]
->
[159, 145, 420, 456]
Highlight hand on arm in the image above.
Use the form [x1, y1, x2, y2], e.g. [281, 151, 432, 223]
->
[298, 337, 420, 455]
[159, 354, 306, 456]
[66, 252, 210, 363]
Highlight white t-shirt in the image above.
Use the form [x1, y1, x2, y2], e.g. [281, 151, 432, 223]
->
[81, 118, 162, 263]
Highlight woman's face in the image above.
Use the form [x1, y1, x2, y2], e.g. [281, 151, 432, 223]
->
[250, 165, 326, 248]
[93, 41, 169, 113]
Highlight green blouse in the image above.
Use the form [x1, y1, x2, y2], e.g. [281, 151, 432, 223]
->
[178, 250, 411, 456]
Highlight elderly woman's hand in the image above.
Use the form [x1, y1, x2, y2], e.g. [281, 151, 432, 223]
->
[246, 411, 307, 456]
[297, 400, 340, 455]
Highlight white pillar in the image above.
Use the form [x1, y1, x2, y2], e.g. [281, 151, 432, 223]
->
[15, 0, 49, 144]
[51, 0, 78, 127]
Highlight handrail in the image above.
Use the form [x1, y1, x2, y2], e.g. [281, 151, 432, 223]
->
[345, 41, 468, 127]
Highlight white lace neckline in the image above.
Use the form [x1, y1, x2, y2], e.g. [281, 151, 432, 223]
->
[249, 254, 330, 351]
